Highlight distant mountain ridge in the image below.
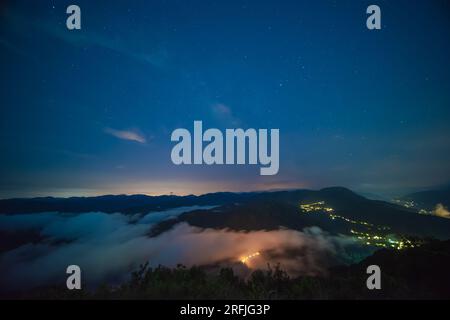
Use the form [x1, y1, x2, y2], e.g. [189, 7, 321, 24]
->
[0, 192, 255, 215]
[2, 187, 450, 241]
[399, 188, 450, 210]
[0, 187, 361, 215]
[148, 187, 450, 240]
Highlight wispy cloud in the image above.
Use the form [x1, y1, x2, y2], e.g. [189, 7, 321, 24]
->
[212, 103, 232, 117]
[0, 36, 32, 59]
[104, 127, 146, 144]
[211, 103, 241, 126]
[3, 9, 168, 69]
[0, 209, 357, 290]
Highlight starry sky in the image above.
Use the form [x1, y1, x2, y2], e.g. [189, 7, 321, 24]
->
[0, 0, 449, 198]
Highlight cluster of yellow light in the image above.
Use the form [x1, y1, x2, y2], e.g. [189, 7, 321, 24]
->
[298, 200, 421, 250]
[394, 199, 416, 208]
[300, 201, 334, 213]
[240, 252, 260, 264]
[350, 229, 416, 250]
[329, 213, 374, 227]
[419, 209, 432, 215]
[299, 201, 390, 231]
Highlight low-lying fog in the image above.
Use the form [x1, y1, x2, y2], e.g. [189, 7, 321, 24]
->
[0, 206, 368, 292]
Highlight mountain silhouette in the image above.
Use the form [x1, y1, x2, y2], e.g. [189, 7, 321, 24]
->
[149, 187, 450, 239]
[3, 187, 450, 239]
[399, 187, 450, 210]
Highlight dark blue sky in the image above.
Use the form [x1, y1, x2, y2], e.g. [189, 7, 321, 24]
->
[1, 0, 449, 198]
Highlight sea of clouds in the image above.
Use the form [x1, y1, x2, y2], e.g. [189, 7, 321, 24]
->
[0, 206, 363, 293]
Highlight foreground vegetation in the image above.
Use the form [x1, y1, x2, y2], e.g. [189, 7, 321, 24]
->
[18, 239, 450, 300]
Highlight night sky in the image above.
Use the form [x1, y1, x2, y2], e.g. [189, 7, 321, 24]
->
[1, 0, 449, 198]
